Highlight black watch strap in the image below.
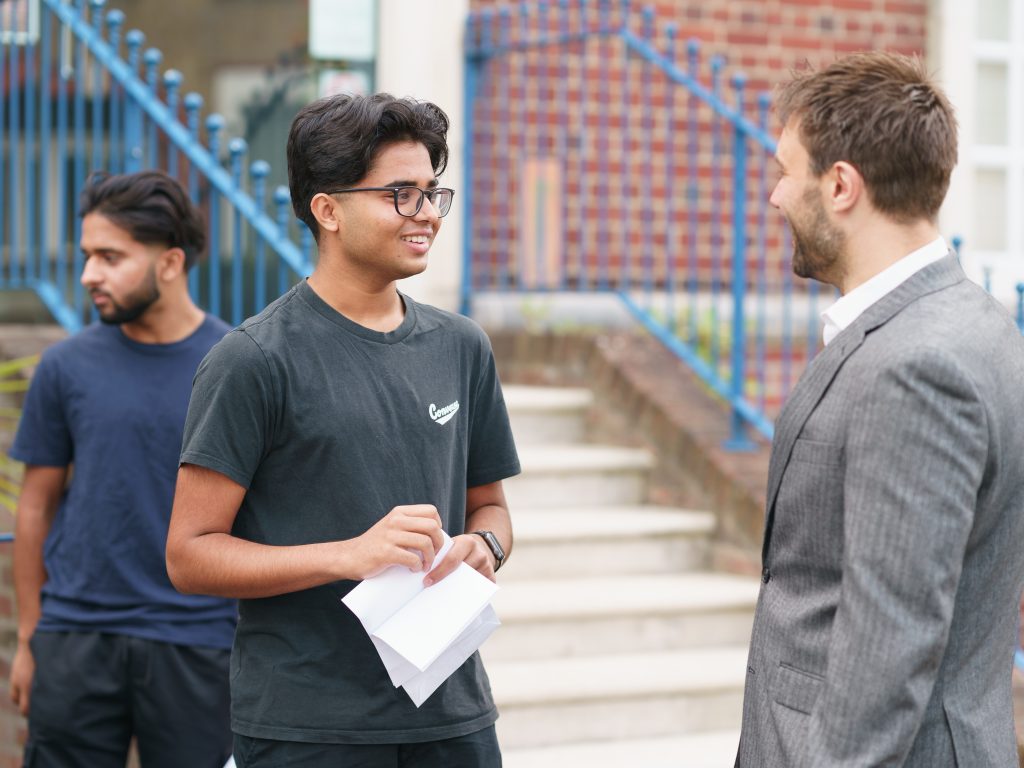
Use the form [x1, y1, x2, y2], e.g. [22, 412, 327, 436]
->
[471, 530, 505, 572]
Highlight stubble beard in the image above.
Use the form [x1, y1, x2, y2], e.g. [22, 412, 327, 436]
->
[790, 187, 845, 284]
[96, 267, 161, 325]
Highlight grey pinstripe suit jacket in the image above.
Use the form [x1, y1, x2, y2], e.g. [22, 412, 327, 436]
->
[736, 256, 1024, 767]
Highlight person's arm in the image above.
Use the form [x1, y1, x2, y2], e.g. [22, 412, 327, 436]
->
[10, 464, 68, 715]
[803, 348, 986, 767]
[425, 480, 512, 585]
[166, 463, 446, 598]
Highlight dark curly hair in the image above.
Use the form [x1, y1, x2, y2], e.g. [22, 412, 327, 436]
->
[286, 93, 450, 240]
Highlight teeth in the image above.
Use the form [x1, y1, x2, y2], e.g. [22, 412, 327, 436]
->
[402, 235, 429, 244]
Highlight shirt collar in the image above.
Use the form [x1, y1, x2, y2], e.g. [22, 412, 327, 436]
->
[821, 236, 948, 346]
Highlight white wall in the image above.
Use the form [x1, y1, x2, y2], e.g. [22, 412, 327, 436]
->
[930, 0, 977, 280]
[931, 0, 1023, 306]
[376, 0, 469, 312]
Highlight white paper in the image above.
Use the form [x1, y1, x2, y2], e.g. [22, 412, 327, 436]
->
[342, 532, 501, 707]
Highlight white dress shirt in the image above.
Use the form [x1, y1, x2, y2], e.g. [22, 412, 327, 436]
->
[820, 236, 949, 346]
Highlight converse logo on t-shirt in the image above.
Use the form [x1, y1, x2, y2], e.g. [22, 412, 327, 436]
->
[429, 400, 460, 425]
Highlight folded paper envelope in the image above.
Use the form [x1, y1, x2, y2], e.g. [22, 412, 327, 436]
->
[342, 533, 501, 706]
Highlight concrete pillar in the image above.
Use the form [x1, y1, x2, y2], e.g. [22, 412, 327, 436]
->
[377, 0, 469, 312]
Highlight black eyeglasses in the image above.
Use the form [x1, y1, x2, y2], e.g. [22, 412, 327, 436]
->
[327, 186, 455, 218]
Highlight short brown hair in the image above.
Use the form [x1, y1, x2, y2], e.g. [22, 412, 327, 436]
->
[775, 52, 957, 223]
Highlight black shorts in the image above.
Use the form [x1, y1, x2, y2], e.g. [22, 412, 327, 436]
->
[233, 726, 502, 768]
[24, 630, 232, 768]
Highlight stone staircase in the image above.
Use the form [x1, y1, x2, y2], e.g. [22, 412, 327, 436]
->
[491, 385, 759, 767]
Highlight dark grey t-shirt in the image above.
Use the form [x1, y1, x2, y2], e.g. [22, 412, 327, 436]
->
[180, 280, 521, 744]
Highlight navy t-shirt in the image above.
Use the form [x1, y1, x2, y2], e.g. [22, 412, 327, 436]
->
[9, 316, 237, 649]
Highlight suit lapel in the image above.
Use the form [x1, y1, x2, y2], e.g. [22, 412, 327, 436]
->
[761, 254, 965, 562]
[761, 328, 864, 561]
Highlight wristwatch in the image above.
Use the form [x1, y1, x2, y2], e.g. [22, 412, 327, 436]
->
[471, 530, 506, 572]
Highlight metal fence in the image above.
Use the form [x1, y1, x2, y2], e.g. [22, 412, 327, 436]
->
[461, 0, 1024, 446]
[0, 0, 310, 334]
[463, 0, 818, 447]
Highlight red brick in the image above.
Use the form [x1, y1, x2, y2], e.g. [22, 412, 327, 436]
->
[727, 31, 770, 46]
[467, 0, 928, 310]
[884, 1, 926, 13]
[891, 44, 924, 56]
[836, 40, 872, 53]
[781, 36, 824, 49]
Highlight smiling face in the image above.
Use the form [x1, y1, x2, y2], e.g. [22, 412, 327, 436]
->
[330, 141, 442, 285]
[770, 122, 846, 284]
[79, 212, 164, 325]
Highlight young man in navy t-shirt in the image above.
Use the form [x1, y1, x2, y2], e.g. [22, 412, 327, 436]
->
[9, 171, 236, 767]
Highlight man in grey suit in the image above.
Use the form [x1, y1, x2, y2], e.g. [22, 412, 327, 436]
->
[736, 51, 1024, 767]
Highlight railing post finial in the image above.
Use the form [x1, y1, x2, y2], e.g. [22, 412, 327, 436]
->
[273, 185, 292, 233]
[229, 137, 249, 175]
[206, 114, 226, 159]
[250, 160, 270, 183]
[125, 30, 145, 72]
[687, 37, 700, 68]
[163, 69, 183, 98]
[105, 9, 125, 47]
[1015, 283, 1024, 332]
[732, 72, 747, 113]
[144, 48, 162, 80]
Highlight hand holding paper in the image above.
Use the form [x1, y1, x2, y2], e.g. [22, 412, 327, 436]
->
[342, 533, 501, 707]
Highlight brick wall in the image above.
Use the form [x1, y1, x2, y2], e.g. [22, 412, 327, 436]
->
[465, 0, 929, 276]
[465, 0, 928, 414]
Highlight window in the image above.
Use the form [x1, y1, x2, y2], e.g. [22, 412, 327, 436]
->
[972, 0, 1023, 295]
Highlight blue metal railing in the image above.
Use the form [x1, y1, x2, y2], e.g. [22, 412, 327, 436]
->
[0, 0, 311, 334]
[462, 2, 1024, 450]
[462, 0, 807, 448]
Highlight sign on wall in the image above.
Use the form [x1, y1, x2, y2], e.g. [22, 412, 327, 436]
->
[309, 0, 376, 62]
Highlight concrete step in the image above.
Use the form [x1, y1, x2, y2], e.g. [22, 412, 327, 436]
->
[504, 385, 593, 446]
[502, 507, 716, 580]
[486, 573, 759, 660]
[504, 446, 653, 508]
[503, 730, 741, 768]
[489, 647, 748, 748]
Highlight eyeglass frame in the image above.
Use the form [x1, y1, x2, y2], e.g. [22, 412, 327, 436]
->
[325, 186, 455, 218]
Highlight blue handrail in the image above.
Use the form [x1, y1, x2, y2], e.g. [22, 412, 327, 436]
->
[461, 2, 1011, 449]
[462, 0, 790, 446]
[0, 0, 311, 333]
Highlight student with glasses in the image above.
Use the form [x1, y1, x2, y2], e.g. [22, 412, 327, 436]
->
[167, 93, 520, 768]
